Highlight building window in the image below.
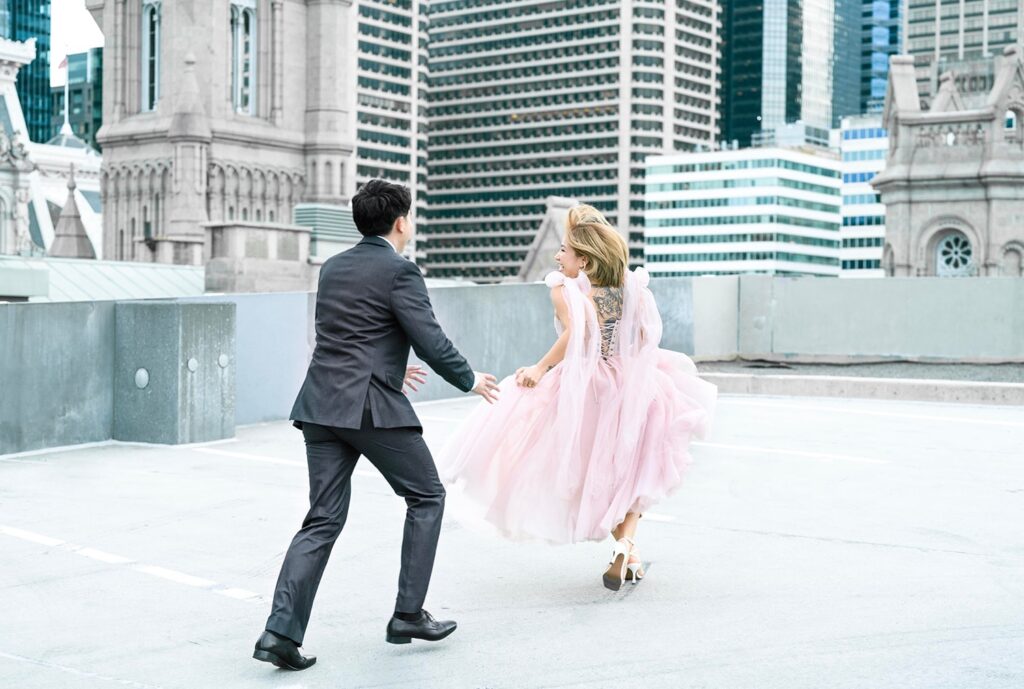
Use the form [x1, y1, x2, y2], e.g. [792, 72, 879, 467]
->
[231, 1, 257, 115]
[936, 231, 973, 277]
[141, 1, 161, 111]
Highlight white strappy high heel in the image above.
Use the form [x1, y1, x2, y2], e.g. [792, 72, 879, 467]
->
[603, 537, 633, 591]
[625, 543, 645, 584]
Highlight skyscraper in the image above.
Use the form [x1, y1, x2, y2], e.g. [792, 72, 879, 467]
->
[904, 0, 1023, 103]
[1, 0, 51, 143]
[839, 114, 886, 277]
[861, 0, 901, 113]
[355, 0, 428, 226]
[721, 0, 861, 147]
[422, 0, 722, 283]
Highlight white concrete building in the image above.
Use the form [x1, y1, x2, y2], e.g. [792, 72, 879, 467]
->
[839, 114, 887, 277]
[644, 147, 842, 277]
[423, 0, 722, 282]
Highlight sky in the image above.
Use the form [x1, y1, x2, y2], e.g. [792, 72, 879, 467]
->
[50, 0, 105, 87]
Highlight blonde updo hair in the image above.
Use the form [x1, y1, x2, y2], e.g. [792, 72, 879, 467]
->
[565, 204, 629, 288]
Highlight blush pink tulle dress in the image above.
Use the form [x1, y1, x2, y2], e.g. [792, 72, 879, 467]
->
[439, 268, 717, 544]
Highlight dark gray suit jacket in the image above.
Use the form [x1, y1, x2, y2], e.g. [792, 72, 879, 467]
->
[290, 235, 475, 430]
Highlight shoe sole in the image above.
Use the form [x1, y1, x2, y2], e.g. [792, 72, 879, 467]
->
[603, 553, 627, 591]
[386, 624, 457, 645]
[602, 573, 623, 591]
[252, 649, 315, 671]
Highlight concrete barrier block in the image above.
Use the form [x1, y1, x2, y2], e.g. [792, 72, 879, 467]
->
[738, 274, 775, 357]
[692, 275, 739, 359]
[114, 301, 236, 444]
[0, 301, 114, 454]
[649, 278, 696, 354]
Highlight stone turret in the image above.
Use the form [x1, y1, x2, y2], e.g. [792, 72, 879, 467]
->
[50, 166, 97, 259]
[873, 47, 1024, 277]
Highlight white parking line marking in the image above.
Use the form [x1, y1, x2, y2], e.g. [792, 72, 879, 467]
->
[721, 398, 1024, 428]
[0, 524, 65, 546]
[693, 441, 887, 464]
[71, 547, 135, 565]
[0, 524, 267, 605]
[130, 564, 217, 589]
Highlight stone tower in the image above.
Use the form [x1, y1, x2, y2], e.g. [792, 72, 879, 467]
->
[86, 0, 357, 265]
[873, 49, 1024, 277]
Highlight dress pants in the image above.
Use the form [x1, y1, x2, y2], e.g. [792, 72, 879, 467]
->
[264, 402, 445, 645]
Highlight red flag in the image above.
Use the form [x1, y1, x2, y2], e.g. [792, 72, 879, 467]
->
[58, 56, 68, 69]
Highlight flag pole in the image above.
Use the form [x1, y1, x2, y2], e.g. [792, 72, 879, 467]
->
[60, 46, 72, 136]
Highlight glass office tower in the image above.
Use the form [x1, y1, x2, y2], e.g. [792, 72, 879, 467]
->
[2, 0, 51, 143]
[862, 0, 901, 113]
[722, 0, 860, 147]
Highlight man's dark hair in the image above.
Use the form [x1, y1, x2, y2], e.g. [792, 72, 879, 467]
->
[351, 179, 412, 237]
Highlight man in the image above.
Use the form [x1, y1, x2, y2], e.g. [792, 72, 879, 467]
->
[253, 179, 500, 671]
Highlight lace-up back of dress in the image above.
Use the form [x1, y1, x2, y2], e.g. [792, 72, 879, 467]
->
[590, 286, 624, 358]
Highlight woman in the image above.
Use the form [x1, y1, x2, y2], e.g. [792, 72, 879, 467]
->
[441, 205, 716, 590]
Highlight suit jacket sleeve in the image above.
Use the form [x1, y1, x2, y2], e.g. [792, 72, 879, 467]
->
[391, 260, 476, 393]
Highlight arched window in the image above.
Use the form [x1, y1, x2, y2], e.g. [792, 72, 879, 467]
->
[1005, 109, 1023, 144]
[231, 1, 257, 115]
[141, 1, 161, 111]
[935, 231, 973, 277]
[324, 161, 334, 197]
[1002, 246, 1024, 277]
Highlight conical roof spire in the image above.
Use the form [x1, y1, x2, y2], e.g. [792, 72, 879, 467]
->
[49, 164, 97, 259]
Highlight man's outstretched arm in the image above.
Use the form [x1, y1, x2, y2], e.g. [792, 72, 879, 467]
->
[391, 260, 477, 393]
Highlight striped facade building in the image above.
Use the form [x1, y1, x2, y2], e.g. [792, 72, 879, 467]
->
[644, 147, 843, 277]
[839, 114, 887, 277]
[422, 0, 721, 282]
[355, 0, 429, 235]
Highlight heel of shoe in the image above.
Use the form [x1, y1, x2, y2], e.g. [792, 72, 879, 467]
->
[603, 538, 631, 591]
[253, 649, 284, 668]
[386, 634, 412, 645]
[626, 562, 644, 584]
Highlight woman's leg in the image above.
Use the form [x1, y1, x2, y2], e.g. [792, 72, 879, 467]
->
[612, 512, 645, 579]
[612, 512, 641, 541]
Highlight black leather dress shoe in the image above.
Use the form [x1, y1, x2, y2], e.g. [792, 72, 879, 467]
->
[253, 630, 317, 670]
[385, 609, 457, 644]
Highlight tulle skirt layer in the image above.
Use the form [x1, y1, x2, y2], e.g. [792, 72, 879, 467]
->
[440, 350, 716, 544]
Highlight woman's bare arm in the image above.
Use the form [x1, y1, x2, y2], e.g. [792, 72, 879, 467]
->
[517, 286, 571, 386]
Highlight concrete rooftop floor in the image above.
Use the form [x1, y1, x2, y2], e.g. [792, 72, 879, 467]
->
[1, 394, 1022, 689]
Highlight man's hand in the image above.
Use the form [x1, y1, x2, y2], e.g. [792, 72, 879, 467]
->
[515, 364, 546, 389]
[403, 365, 428, 395]
[472, 371, 500, 404]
